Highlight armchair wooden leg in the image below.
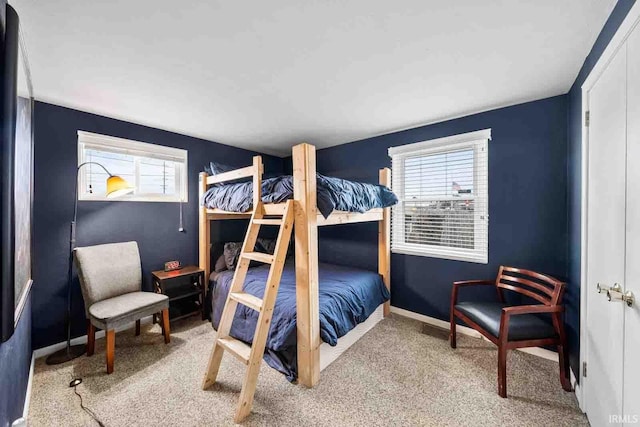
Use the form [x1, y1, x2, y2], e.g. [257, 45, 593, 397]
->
[498, 344, 508, 398]
[450, 314, 457, 349]
[87, 322, 95, 356]
[106, 329, 115, 374]
[135, 319, 141, 336]
[161, 309, 171, 344]
[557, 343, 573, 392]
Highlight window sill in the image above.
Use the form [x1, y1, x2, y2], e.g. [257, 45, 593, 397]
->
[391, 248, 488, 264]
[78, 196, 187, 203]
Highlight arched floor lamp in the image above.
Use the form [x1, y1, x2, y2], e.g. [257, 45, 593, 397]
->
[46, 162, 133, 364]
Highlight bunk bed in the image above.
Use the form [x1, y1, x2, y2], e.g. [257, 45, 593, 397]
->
[198, 143, 393, 389]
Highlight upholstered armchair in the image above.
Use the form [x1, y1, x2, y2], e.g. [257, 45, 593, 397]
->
[74, 241, 170, 373]
[450, 266, 573, 397]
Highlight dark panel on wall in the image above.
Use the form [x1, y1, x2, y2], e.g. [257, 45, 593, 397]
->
[305, 94, 569, 340]
[566, 0, 636, 379]
[0, 292, 31, 426]
[32, 102, 284, 349]
[1, 4, 32, 426]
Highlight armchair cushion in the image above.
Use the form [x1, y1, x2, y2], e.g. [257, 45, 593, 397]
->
[89, 291, 169, 330]
[455, 301, 557, 341]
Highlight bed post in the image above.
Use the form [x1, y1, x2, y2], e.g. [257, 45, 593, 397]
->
[379, 168, 391, 317]
[199, 172, 211, 283]
[292, 143, 320, 388]
[252, 155, 263, 209]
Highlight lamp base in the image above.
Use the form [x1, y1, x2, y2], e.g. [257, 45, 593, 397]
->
[45, 344, 87, 365]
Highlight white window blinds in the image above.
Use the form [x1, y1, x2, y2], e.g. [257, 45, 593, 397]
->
[77, 131, 188, 202]
[388, 129, 490, 263]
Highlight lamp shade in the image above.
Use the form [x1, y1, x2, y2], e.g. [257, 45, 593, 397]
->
[106, 175, 134, 198]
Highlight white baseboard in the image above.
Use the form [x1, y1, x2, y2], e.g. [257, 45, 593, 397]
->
[33, 315, 154, 360]
[571, 368, 584, 411]
[24, 353, 34, 419]
[390, 306, 559, 363]
[11, 353, 35, 427]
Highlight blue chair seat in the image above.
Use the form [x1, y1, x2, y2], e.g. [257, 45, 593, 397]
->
[455, 301, 558, 341]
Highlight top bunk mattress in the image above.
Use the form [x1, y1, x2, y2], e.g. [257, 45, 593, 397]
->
[209, 260, 390, 381]
[200, 174, 397, 218]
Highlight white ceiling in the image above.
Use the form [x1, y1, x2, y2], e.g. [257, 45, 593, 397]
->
[11, 0, 616, 157]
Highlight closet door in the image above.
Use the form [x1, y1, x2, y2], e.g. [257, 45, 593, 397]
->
[624, 25, 640, 423]
[585, 42, 627, 427]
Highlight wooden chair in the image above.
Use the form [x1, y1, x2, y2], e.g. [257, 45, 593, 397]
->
[450, 266, 573, 397]
[74, 241, 171, 374]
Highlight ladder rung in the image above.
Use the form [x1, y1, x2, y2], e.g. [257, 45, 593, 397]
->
[230, 292, 263, 311]
[253, 218, 283, 225]
[217, 337, 251, 364]
[242, 252, 274, 264]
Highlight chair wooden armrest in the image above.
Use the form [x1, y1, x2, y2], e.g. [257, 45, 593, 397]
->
[452, 280, 495, 287]
[501, 304, 564, 317]
[451, 280, 497, 306]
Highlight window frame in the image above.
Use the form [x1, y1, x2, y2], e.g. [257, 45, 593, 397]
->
[77, 131, 188, 203]
[388, 129, 490, 264]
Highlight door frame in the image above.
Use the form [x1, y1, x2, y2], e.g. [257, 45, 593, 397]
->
[579, 1, 640, 412]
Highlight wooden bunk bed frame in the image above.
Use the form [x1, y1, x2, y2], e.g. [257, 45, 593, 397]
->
[198, 142, 391, 388]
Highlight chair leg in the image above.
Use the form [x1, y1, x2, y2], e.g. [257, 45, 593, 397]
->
[498, 344, 508, 398]
[161, 309, 171, 344]
[106, 329, 115, 374]
[87, 322, 95, 356]
[450, 314, 457, 349]
[553, 312, 573, 392]
[557, 343, 573, 392]
[135, 319, 141, 336]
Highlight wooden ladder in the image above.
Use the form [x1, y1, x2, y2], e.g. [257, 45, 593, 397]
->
[202, 200, 295, 423]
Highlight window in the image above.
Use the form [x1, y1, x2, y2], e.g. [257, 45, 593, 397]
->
[77, 131, 188, 202]
[389, 129, 490, 263]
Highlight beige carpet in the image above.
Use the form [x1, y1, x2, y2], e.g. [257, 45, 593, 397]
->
[29, 315, 587, 426]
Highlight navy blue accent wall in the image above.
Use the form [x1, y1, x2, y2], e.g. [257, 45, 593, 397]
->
[32, 102, 284, 349]
[0, 291, 31, 426]
[302, 95, 569, 346]
[566, 0, 636, 378]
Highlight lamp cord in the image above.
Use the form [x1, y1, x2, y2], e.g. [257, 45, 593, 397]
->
[72, 386, 105, 427]
[69, 374, 105, 427]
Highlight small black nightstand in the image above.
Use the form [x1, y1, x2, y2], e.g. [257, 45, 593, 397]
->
[152, 266, 205, 322]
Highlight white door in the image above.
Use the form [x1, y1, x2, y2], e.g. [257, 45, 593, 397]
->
[585, 41, 627, 427]
[623, 24, 640, 424]
[586, 23, 640, 426]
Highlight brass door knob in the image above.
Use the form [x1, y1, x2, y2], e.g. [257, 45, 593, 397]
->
[597, 283, 622, 294]
[607, 289, 635, 307]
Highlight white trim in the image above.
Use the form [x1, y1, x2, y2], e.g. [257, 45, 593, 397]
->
[390, 133, 489, 264]
[77, 131, 187, 161]
[33, 315, 154, 359]
[391, 247, 488, 264]
[388, 128, 491, 156]
[571, 368, 584, 411]
[390, 306, 559, 363]
[23, 354, 34, 419]
[320, 305, 384, 371]
[582, 4, 640, 91]
[77, 131, 188, 203]
[579, 1, 640, 414]
[12, 354, 34, 427]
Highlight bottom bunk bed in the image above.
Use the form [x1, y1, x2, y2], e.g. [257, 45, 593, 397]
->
[209, 259, 390, 382]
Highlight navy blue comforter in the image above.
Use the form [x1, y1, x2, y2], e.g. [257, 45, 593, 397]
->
[200, 174, 397, 218]
[210, 260, 389, 381]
